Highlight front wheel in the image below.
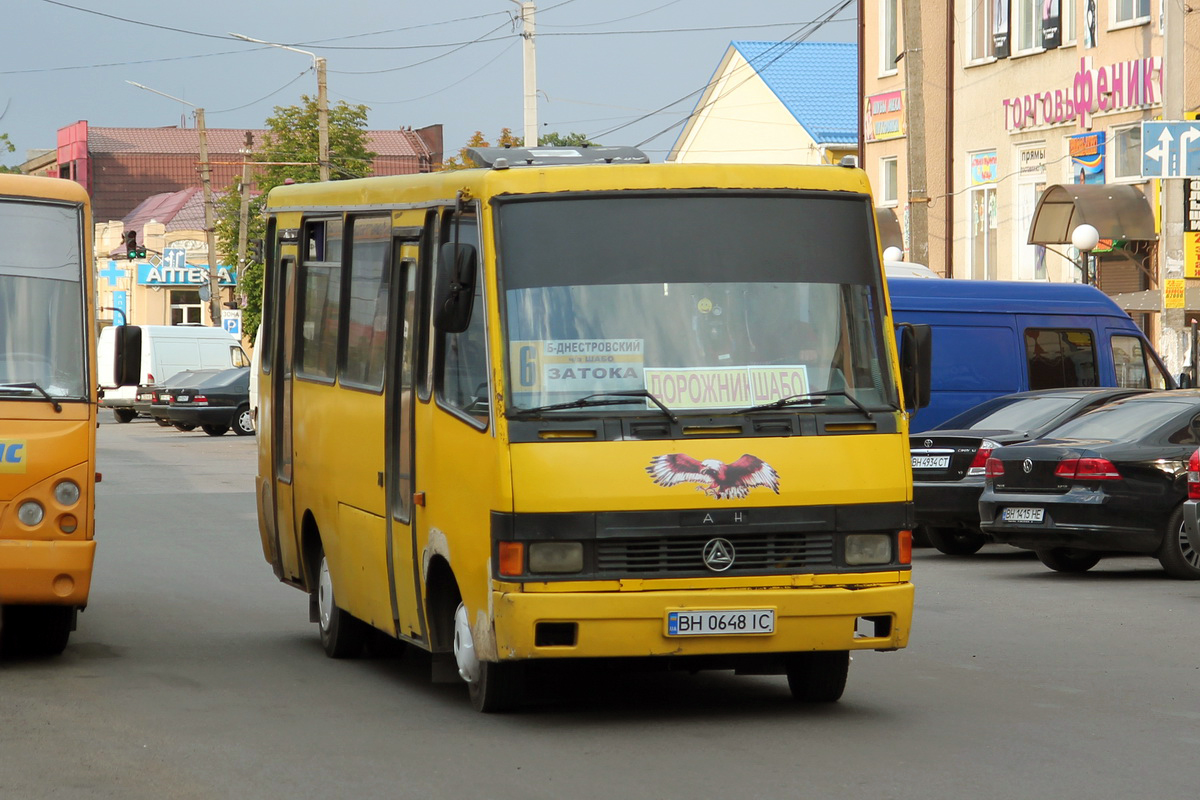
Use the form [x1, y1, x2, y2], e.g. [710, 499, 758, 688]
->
[784, 651, 849, 703]
[113, 408, 137, 424]
[233, 405, 254, 436]
[316, 548, 367, 658]
[201, 424, 229, 437]
[1036, 548, 1101, 573]
[454, 602, 523, 712]
[926, 526, 987, 556]
[0, 605, 74, 657]
[1158, 505, 1200, 580]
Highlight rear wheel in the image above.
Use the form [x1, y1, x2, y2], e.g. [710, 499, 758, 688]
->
[454, 602, 523, 712]
[926, 526, 987, 556]
[1157, 505, 1200, 580]
[316, 548, 367, 658]
[785, 651, 849, 703]
[0, 605, 74, 658]
[233, 404, 254, 436]
[113, 408, 137, 424]
[1036, 547, 1101, 573]
[154, 417, 172, 427]
[173, 423, 196, 432]
[201, 424, 229, 436]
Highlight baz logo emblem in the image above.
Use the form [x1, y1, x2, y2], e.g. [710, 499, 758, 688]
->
[646, 453, 780, 500]
[0, 441, 28, 474]
[702, 538, 736, 571]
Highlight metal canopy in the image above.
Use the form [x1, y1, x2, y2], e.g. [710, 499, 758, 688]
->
[875, 207, 903, 251]
[1027, 184, 1157, 245]
[464, 145, 649, 168]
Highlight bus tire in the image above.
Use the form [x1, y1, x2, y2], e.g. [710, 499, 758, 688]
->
[784, 651, 849, 703]
[1157, 505, 1200, 580]
[316, 548, 366, 658]
[1, 605, 73, 658]
[201, 424, 229, 437]
[926, 526, 987, 556]
[113, 408, 137, 423]
[454, 602, 523, 713]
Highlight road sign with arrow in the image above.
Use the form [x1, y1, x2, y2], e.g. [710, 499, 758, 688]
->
[1142, 121, 1200, 179]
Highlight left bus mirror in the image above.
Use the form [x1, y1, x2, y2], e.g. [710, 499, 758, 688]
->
[113, 325, 143, 387]
[433, 243, 478, 334]
[898, 323, 931, 411]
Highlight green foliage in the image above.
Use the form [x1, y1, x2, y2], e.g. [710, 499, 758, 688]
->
[441, 129, 599, 170]
[212, 95, 376, 341]
[0, 132, 20, 173]
[538, 131, 598, 147]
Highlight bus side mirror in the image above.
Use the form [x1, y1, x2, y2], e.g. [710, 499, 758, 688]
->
[433, 243, 478, 334]
[898, 323, 932, 411]
[114, 325, 143, 387]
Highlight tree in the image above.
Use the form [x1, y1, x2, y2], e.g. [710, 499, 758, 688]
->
[0, 132, 19, 174]
[537, 131, 598, 147]
[441, 128, 522, 171]
[213, 96, 377, 340]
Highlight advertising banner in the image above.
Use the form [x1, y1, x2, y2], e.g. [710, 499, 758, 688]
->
[1069, 132, 1106, 184]
[1041, 0, 1062, 49]
[993, 0, 1011, 58]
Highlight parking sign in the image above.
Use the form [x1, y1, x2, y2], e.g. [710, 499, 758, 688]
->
[221, 309, 241, 336]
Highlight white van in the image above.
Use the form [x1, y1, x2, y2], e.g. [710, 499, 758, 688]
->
[98, 325, 250, 422]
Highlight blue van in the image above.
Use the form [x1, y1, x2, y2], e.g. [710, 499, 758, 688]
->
[888, 277, 1174, 432]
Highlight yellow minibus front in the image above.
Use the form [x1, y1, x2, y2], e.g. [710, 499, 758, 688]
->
[256, 149, 928, 711]
[0, 173, 99, 656]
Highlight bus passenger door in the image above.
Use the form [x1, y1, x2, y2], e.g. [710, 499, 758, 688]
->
[385, 229, 424, 642]
[271, 256, 301, 582]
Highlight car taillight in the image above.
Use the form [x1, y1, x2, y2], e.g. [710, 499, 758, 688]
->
[967, 439, 999, 477]
[147, 373, 154, 383]
[1054, 457, 1122, 481]
[193, 395, 208, 405]
[1188, 449, 1200, 499]
[985, 457, 1004, 479]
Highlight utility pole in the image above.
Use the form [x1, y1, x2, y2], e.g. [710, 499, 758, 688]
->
[901, 0, 929, 266]
[1160, 0, 1186, 369]
[237, 132, 254, 279]
[230, 33, 329, 181]
[195, 108, 223, 328]
[508, 1, 539, 147]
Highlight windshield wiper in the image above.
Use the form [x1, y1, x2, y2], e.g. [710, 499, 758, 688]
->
[0, 382, 63, 412]
[509, 390, 679, 423]
[736, 389, 872, 419]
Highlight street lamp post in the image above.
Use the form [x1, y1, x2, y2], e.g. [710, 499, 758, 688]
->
[1072, 223, 1101, 286]
[230, 33, 329, 182]
[126, 81, 224, 328]
[507, 1, 538, 147]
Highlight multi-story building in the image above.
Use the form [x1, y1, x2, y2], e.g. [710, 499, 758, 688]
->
[862, 0, 1199, 365]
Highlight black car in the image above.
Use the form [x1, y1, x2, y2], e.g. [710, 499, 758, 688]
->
[148, 369, 222, 430]
[162, 367, 253, 437]
[978, 391, 1200, 579]
[910, 388, 1151, 555]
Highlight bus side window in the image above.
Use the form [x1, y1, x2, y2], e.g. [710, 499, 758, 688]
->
[436, 208, 488, 424]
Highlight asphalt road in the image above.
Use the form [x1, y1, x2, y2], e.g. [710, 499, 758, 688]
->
[3, 417, 1199, 799]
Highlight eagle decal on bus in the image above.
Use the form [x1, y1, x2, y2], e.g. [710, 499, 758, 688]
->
[646, 453, 780, 500]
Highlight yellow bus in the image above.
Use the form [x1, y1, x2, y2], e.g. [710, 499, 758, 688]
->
[0, 173, 135, 656]
[255, 147, 929, 711]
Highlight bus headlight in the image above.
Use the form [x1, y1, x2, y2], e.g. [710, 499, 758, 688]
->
[17, 500, 45, 526]
[845, 534, 892, 565]
[528, 542, 584, 574]
[54, 480, 81, 506]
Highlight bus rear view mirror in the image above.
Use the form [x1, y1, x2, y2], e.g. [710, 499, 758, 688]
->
[433, 243, 478, 334]
[898, 323, 931, 411]
[113, 325, 143, 387]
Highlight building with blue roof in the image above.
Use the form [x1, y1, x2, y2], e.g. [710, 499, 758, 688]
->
[667, 41, 858, 165]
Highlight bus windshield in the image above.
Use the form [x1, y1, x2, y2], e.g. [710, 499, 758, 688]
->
[0, 199, 87, 399]
[497, 193, 894, 414]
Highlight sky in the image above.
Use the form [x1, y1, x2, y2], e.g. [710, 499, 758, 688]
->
[2, 0, 857, 167]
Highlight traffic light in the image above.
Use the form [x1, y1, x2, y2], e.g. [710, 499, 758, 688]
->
[123, 231, 147, 260]
[248, 238, 264, 264]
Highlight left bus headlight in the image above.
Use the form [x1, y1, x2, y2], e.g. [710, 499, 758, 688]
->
[528, 542, 584, 574]
[845, 534, 892, 566]
[54, 480, 81, 506]
[17, 500, 45, 526]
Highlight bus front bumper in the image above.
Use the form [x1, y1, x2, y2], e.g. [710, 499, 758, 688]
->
[491, 581, 913, 661]
[0, 539, 95, 606]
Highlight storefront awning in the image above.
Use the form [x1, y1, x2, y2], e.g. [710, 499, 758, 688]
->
[875, 207, 903, 251]
[1112, 287, 1200, 313]
[1027, 184, 1157, 246]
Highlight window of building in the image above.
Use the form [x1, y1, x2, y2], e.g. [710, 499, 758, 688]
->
[342, 215, 391, 390]
[969, 186, 998, 280]
[1062, 0, 1077, 42]
[1112, 0, 1150, 25]
[1014, 145, 1047, 281]
[170, 289, 202, 325]
[970, 0, 995, 61]
[879, 157, 899, 206]
[1110, 124, 1143, 181]
[879, 0, 899, 74]
[297, 217, 343, 381]
[1014, 0, 1043, 53]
